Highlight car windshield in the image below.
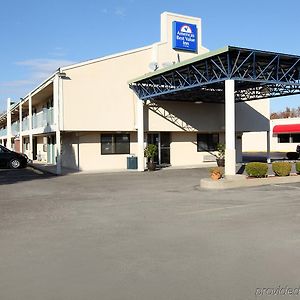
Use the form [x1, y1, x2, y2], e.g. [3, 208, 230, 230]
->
[0, 146, 10, 153]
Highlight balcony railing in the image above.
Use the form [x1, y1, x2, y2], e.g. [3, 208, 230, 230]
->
[0, 107, 55, 137]
[22, 117, 29, 131]
[0, 128, 7, 137]
[11, 121, 20, 136]
[32, 107, 54, 129]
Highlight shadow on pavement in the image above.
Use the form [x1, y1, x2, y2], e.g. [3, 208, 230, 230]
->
[0, 167, 54, 185]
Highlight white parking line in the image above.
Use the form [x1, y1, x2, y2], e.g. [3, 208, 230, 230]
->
[177, 203, 259, 215]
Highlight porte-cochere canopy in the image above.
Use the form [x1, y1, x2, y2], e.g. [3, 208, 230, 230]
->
[129, 46, 300, 103]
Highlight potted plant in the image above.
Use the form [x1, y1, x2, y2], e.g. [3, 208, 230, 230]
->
[144, 144, 158, 171]
[215, 143, 225, 167]
[210, 167, 224, 180]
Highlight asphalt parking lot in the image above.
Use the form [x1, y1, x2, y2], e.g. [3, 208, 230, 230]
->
[1, 167, 300, 300]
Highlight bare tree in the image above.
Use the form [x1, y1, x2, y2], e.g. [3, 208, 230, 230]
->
[270, 106, 300, 119]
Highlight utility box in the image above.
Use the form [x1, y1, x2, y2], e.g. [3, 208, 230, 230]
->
[127, 156, 138, 170]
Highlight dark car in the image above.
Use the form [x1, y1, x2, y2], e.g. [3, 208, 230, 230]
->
[0, 145, 28, 169]
[297, 145, 300, 153]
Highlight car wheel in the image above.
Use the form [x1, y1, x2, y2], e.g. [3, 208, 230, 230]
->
[10, 159, 21, 169]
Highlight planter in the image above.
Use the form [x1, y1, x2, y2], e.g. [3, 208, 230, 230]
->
[216, 158, 225, 167]
[147, 161, 156, 171]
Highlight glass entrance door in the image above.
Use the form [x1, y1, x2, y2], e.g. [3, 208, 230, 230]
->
[147, 133, 159, 164]
[160, 132, 170, 165]
[147, 132, 171, 166]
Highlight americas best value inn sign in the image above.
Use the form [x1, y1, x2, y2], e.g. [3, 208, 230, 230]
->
[172, 21, 197, 52]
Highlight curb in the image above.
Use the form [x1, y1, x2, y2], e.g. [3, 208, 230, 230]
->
[200, 174, 300, 190]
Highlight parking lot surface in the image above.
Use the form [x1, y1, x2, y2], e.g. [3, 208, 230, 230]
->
[1, 167, 300, 300]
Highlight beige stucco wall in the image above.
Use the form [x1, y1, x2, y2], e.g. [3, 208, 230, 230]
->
[62, 131, 244, 171]
[61, 12, 210, 133]
[243, 117, 300, 152]
[242, 132, 268, 152]
[62, 132, 138, 171]
[236, 99, 270, 132]
[170, 132, 221, 166]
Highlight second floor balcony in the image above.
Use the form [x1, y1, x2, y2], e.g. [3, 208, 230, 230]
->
[12, 121, 20, 136]
[0, 128, 7, 137]
[32, 107, 54, 129]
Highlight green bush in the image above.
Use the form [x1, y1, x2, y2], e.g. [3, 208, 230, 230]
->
[296, 162, 300, 174]
[245, 162, 268, 178]
[272, 162, 291, 176]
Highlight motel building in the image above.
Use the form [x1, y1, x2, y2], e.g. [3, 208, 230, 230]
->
[1, 12, 300, 176]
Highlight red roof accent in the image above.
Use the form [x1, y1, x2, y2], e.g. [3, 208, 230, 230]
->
[273, 124, 300, 134]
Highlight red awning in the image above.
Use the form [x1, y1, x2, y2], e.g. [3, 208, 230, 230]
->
[273, 124, 300, 134]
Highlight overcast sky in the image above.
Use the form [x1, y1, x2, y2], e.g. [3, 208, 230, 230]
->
[0, 0, 300, 112]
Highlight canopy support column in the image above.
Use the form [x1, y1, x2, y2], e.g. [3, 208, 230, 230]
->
[29, 94, 33, 160]
[19, 102, 23, 153]
[6, 98, 12, 150]
[54, 75, 61, 175]
[137, 99, 145, 171]
[225, 80, 236, 176]
[267, 130, 271, 163]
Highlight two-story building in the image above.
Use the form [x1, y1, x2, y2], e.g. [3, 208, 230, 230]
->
[0, 12, 272, 174]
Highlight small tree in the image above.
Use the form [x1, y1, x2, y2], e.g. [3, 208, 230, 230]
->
[144, 144, 157, 163]
[216, 143, 225, 159]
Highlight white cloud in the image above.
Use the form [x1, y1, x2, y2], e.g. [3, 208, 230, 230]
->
[48, 47, 67, 57]
[114, 7, 126, 17]
[100, 7, 126, 17]
[0, 58, 76, 111]
[15, 58, 75, 81]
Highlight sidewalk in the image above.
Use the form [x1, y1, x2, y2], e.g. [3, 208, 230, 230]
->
[28, 162, 78, 176]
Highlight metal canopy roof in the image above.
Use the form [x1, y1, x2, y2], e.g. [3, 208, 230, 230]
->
[129, 46, 300, 103]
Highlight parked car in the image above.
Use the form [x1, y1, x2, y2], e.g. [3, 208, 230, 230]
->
[297, 145, 300, 153]
[0, 145, 28, 169]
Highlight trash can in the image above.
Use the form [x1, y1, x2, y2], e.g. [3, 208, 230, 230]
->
[127, 156, 138, 170]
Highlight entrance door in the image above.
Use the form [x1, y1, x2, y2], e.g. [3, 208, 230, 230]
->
[47, 136, 56, 164]
[32, 137, 37, 160]
[160, 132, 170, 165]
[147, 132, 171, 165]
[147, 133, 159, 164]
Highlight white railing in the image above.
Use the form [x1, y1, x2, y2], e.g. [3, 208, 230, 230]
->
[22, 117, 29, 131]
[0, 128, 7, 137]
[0, 107, 54, 136]
[11, 121, 20, 136]
[32, 107, 54, 129]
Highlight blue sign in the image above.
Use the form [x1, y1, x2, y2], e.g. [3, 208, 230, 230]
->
[172, 21, 198, 52]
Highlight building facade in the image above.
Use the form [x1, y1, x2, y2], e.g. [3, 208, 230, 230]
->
[243, 117, 300, 153]
[0, 12, 270, 173]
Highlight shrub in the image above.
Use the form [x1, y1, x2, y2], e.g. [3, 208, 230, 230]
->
[245, 162, 268, 178]
[296, 162, 300, 174]
[144, 144, 157, 162]
[286, 152, 299, 160]
[272, 161, 291, 176]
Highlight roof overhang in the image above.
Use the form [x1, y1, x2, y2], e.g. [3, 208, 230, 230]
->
[273, 124, 300, 134]
[129, 46, 300, 103]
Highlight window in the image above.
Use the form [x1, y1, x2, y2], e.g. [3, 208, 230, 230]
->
[197, 133, 219, 151]
[278, 133, 300, 143]
[101, 134, 130, 154]
[278, 134, 290, 143]
[0, 146, 8, 153]
[291, 134, 300, 143]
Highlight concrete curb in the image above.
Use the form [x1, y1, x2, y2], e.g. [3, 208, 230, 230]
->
[200, 174, 300, 189]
